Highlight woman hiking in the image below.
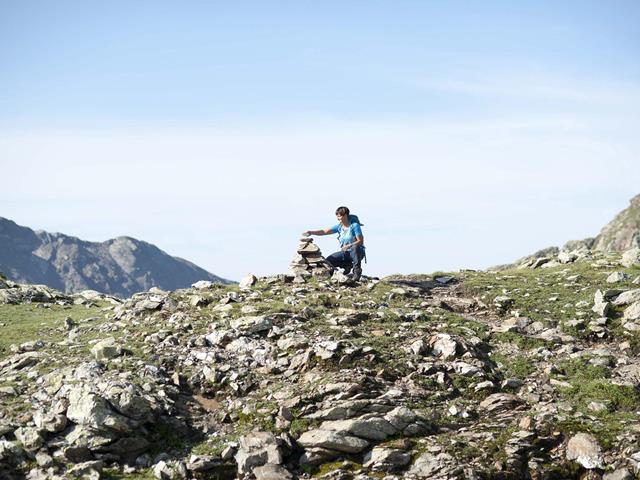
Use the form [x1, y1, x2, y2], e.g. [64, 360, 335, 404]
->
[303, 206, 365, 281]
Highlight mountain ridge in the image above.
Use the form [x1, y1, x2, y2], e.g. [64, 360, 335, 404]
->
[0, 217, 231, 297]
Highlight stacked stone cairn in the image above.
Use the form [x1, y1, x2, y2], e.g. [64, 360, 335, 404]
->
[290, 237, 333, 278]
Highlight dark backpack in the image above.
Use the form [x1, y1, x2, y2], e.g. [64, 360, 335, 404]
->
[347, 214, 366, 263]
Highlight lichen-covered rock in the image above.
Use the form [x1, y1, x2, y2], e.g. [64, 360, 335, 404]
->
[253, 463, 294, 480]
[90, 337, 122, 361]
[408, 451, 456, 478]
[621, 247, 640, 267]
[230, 315, 272, 334]
[624, 301, 640, 321]
[479, 393, 524, 413]
[566, 433, 603, 469]
[235, 432, 284, 476]
[14, 426, 44, 451]
[364, 447, 411, 471]
[153, 460, 187, 480]
[613, 289, 640, 306]
[428, 333, 460, 359]
[297, 429, 370, 453]
[239, 274, 258, 289]
[66, 386, 132, 434]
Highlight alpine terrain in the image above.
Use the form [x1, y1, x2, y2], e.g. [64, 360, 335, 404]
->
[1, 195, 640, 479]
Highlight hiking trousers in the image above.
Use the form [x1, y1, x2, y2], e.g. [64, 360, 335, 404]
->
[326, 245, 365, 273]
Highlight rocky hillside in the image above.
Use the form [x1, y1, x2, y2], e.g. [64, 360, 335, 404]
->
[496, 193, 640, 271]
[0, 217, 231, 297]
[1, 248, 640, 480]
[593, 194, 640, 252]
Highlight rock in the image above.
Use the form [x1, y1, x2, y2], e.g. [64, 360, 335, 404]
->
[291, 238, 332, 276]
[0, 386, 17, 396]
[235, 432, 284, 476]
[239, 274, 258, 289]
[64, 316, 77, 330]
[66, 386, 132, 434]
[624, 302, 640, 321]
[90, 337, 122, 361]
[186, 455, 226, 473]
[253, 464, 293, 480]
[205, 329, 234, 347]
[230, 315, 272, 334]
[603, 468, 632, 480]
[68, 461, 104, 479]
[35, 452, 54, 468]
[613, 289, 640, 306]
[189, 295, 208, 307]
[566, 433, 603, 469]
[63, 445, 94, 463]
[331, 270, 351, 284]
[14, 426, 44, 451]
[558, 251, 578, 264]
[621, 248, 640, 268]
[298, 447, 341, 466]
[0, 440, 26, 466]
[297, 429, 370, 453]
[479, 393, 524, 413]
[153, 460, 187, 479]
[408, 451, 455, 477]
[363, 447, 411, 471]
[607, 272, 630, 283]
[409, 339, 428, 356]
[33, 409, 68, 433]
[493, 296, 514, 313]
[531, 257, 552, 269]
[321, 416, 397, 441]
[192, 280, 215, 290]
[592, 290, 612, 317]
[428, 333, 459, 360]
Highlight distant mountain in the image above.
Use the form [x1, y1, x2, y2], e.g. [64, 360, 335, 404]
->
[593, 193, 640, 251]
[0, 217, 231, 297]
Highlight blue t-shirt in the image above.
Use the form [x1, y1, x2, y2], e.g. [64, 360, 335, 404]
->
[330, 222, 363, 246]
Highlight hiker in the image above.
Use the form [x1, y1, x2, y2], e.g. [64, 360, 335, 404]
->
[303, 206, 366, 281]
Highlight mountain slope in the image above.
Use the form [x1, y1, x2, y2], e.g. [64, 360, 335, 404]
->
[593, 193, 640, 251]
[0, 217, 231, 296]
[1, 253, 639, 479]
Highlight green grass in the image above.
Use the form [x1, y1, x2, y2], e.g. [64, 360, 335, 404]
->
[103, 469, 157, 480]
[491, 331, 548, 350]
[0, 302, 107, 358]
[490, 352, 536, 379]
[460, 259, 640, 324]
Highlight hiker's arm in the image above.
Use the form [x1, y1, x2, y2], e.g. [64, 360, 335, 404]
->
[341, 234, 364, 251]
[303, 228, 334, 236]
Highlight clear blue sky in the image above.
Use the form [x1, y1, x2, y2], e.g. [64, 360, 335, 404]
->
[1, 1, 639, 280]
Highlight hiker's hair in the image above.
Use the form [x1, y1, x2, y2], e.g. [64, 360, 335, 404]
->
[335, 206, 350, 216]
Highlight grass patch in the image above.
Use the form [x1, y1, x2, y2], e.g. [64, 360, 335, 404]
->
[460, 258, 639, 324]
[491, 352, 536, 379]
[492, 331, 548, 350]
[0, 302, 107, 358]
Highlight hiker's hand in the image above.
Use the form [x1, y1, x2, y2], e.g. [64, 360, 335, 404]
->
[302, 231, 311, 237]
[341, 244, 350, 251]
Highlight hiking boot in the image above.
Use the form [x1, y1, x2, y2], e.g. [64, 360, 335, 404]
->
[352, 266, 362, 282]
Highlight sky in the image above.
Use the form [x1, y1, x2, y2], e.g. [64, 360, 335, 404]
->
[1, 0, 639, 281]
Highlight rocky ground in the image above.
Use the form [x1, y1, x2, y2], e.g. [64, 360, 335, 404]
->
[1, 247, 640, 480]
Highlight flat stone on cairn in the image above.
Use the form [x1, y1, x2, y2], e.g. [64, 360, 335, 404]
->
[290, 237, 333, 278]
